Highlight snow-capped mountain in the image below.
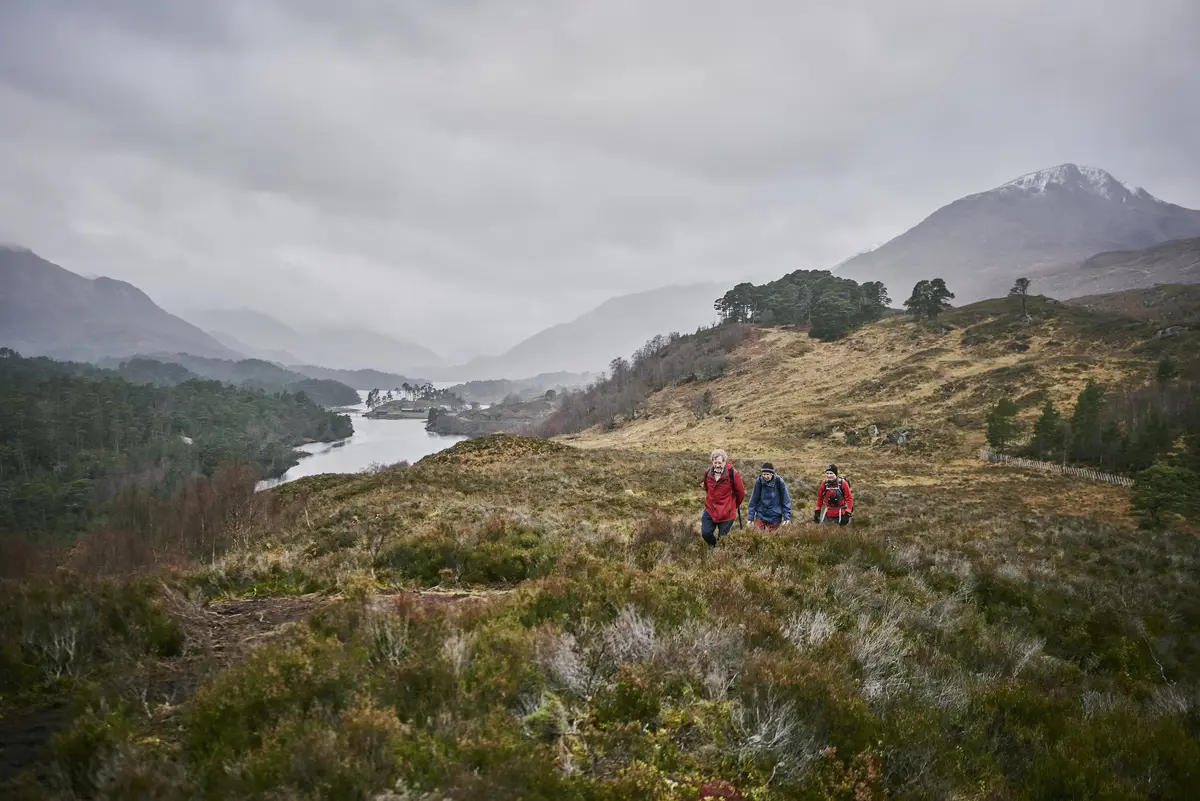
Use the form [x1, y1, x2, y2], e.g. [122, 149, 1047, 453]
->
[834, 164, 1200, 303]
[995, 164, 1160, 203]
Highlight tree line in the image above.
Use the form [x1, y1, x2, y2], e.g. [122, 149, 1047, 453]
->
[0, 348, 352, 540]
[713, 269, 892, 340]
[537, 324, 752, 436]
[986, 358, 1199, 527]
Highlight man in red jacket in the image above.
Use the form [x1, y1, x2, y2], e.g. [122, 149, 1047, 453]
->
[701, 448, 746, 548]
[814, 463, 853, 526]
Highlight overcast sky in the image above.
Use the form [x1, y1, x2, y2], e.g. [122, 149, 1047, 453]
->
[1, 1, 1198, 361]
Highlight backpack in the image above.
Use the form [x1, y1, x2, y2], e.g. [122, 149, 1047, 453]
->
[824, 476, 850, 506]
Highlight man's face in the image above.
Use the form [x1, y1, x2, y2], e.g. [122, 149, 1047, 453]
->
[711, 454, 726, 472]
[761, 471, 774, 482]
[825, 470, 836, 482]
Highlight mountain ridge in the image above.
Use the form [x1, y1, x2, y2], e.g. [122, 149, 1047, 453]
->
[181, 307, 442, 375]
[833, 163, 1200, 304]
[0, 246, 243, 362]
[432, 282, 725, 381]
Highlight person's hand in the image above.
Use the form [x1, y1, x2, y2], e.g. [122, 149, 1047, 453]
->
[839, 513, 851, 526]
[812, 510, 821, 523]
[782, 519, 791, 527]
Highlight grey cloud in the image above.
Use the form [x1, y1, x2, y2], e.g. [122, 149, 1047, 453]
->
[1, 0, 1198, 360]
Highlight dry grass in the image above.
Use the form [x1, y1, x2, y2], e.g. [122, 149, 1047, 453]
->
[560, 307, 1158, 469]
[5, 294, 1198, 800]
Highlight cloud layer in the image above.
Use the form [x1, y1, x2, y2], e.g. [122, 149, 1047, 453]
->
[2, 0, 1198, 359]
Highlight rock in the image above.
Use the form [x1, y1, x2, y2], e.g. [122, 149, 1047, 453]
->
[886, 428, 911, 445]
[1006, 341, 1031, 352]
[868, 424, 879, 438]
[1155, 325, 1191, 338]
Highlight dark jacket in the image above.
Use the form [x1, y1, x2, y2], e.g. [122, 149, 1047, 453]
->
[748, 475, 791, 524]
[702, 465, 746, 523]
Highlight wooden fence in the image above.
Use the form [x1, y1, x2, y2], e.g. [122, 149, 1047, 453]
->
[977, 447, 1135, 487]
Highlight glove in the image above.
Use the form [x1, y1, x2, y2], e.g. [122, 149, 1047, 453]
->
[839, 512, 851, 526]
[813, 510, 821, 523]
[782, 519, 791, 526]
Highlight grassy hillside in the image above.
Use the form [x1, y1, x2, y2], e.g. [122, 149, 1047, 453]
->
[4, 289, 1200, 799]
[1065, 283, 1200, 325]
[3, 435, 1198, 798]
[560, 294, 1198, 469]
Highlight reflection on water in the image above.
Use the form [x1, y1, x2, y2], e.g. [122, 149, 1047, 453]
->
[256, 391, 468, 490]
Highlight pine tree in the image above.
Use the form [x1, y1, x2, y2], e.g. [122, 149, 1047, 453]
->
[1130, 461, 1200, 529]
[809, 293, 858, 341]
[1030, 399, 1063, 460]
[904, 278, 955, 319]
[1009, 277, 1032, 317]
[986, 397, 1022, 454]
[1068, 379, 1107, 463]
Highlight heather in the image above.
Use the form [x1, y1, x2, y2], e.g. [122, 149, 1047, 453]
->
[4, 435, 1198, 800]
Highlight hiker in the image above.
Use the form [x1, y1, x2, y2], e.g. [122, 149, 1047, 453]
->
[813, 463, 853, 526]
[701, 449, 746, 548]
[747, 462, 791, 531]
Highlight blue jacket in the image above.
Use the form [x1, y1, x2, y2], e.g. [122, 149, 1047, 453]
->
[748, 475, 791, 523]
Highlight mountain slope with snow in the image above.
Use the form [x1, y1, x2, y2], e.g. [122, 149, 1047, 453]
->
[834, 164, 1200, 303]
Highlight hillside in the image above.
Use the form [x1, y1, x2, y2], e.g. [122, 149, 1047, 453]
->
[0, 247, 242, 362]
[834, 164, 1200, 304]
[287, 364, 427, 391]
[447, 371, 597, 404]
[0, 350, 352, 543]
[440, 283, 724, 381]
[558, 292, 1197, 473]
[1032, 236, 1200, 298]
[1065, 282, 1200, 324]
[4, 431, 1198, 797]
[108, 352, 361, 407]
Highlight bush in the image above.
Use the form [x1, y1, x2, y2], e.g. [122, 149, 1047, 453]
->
[1130, 462, 1200, 528]
[375, 517, 559, 585]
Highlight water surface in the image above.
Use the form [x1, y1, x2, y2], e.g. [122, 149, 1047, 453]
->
[257, 391, 467, 489]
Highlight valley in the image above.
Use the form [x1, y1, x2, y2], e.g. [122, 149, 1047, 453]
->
[3, 165, 1200, 799]
[3, 278, 1198, 799]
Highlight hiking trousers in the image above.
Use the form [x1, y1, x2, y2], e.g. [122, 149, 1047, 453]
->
[701, 510, 735, 546]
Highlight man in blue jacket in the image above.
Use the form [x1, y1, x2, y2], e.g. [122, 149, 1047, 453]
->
[747, 462, 791, 531]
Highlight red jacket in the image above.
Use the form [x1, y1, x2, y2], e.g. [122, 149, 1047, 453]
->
[702, 465, 746, 523]
[816, 477, 853, 518]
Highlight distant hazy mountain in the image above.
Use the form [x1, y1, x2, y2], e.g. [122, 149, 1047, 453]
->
[0, 247, 241, 362]
[300, 327, 443, 376]
[207, 329, 301, 365]
[1031, 236, 1200, 299]
[287, 364, 427, 391]
[97, 353, 360, 407]
[834, 164, 1200, 304]
[182, 307, 441, 375]
[438, 283, 724, 381]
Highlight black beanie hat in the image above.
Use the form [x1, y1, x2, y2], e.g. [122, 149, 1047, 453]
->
[825, 463, 838, 475]
[761, 462, 775, 473]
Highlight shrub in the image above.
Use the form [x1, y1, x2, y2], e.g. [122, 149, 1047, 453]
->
[375, 517, 559, 585]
